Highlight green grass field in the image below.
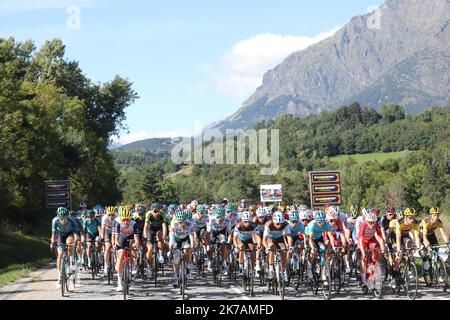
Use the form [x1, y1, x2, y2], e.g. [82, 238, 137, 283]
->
[0, 230, 51, 287]
[331, 151, 409, 164]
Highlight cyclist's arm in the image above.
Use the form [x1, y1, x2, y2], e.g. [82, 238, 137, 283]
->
[162, 222, 168, 240]
[100, 223, 105, 239]
[438, 228, 449, 247]
[327, 231, 336, 250]
[422, 225, 430, 248]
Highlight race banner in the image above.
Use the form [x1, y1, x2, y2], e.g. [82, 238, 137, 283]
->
[45, 180, 71, 209]
[309, 171, 342, 209]
[260, 184, 282, 203]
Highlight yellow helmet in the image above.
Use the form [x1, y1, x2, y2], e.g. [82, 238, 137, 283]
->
[404, 208, 416, 217]
[106, 206, 116, 215]
[118, 206, 131, 219]
[429, 207, 440, 215]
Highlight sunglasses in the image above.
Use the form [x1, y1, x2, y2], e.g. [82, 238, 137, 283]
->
[367, 221, 376, 224]
[121, 218, 131, 222]
[301, 219, 308, 222]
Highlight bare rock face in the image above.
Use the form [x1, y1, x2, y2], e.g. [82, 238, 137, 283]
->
[215, 0, 450, 131]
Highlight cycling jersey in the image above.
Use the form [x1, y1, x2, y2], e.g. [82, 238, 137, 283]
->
[419, 217, 444, 236]
[287, 221, 305, 238]
[169, 220, 194, 240]
[83, 218, 101, 235]
[391, 218, 419, 236]
[193, 213, 209, 231]
[263, 221, 291, 239]
[145, 211, 169, 231]
[252, 216, 267, 235]
[132, 217, 145, 235]
[226, 213, 241, 227]
[327, 219, 345, 236]
[358, 221, 382, 242]
[234, 222, 256, 241]
[112, 217, 140, 237]
[207, 216, 231, 233]
[101, 214, 115, 230]
[305, 220, 332, 240]
[52, 217, 79, 234]
[345, 218, 357, 233]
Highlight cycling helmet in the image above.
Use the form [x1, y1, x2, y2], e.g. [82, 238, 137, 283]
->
[313, 210, 326, 222]
[168, 204, 178, 212]
[299, 210, 309, 221]
[57, 207, 69, 219]
[429, 207, 440, 215]
[366, 211, 378, 222]
[385, 206, 395, 214]
[241, 211, 252, 222]
[151, 203, 162, 211]
[298, 204, 308, 211]
[86, 209, 95, 217]
[288, 211, 299, 222]
[347, 205, 358, 219]
[175, 210, 186, 222]
[185, 210, 193, 220]
[79, 202, 87, 209]
[404, 208, 416, 217]
[238, 203, 248, 212]
[327, 205, 339, 215]
[396, 208, 404, 219]
[226, 203, 236, 213]
[191, 200, 199, 206]
[214, 207, 226, 218]
[263, 207, 272, 217]
[106, 206, 115, 215]
[256, 208, 265, 217]
[197, 204, 206, 213]
[326, 208, 338, 220]
[273, 211, 285, 224]
[118, 206, 131, 219]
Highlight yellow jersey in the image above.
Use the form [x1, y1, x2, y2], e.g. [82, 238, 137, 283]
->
[419, 216, 444, 236]
[390, 218, 419, 236]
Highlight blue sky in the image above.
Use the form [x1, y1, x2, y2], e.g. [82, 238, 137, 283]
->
[1, 0, 384, 145]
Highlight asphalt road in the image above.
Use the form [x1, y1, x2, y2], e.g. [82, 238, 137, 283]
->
[0, 262, 448, 300]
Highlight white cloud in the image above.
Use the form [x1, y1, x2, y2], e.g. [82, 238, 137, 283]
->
[213, 26, 342, 99]
[0, 0, 99, 12]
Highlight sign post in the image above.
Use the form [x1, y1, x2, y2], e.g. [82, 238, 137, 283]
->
[45, 180, 71, 210]
[308, 171, 342, 211]
[260, 184, 282, 204]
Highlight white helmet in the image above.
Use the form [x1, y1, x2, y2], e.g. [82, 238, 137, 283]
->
[241, 211, 252, 222]
[256, 208, 265, 217]
[263, 207, 272, 217]
[273, 211, 285, 224]
[299, 210, 309, 220]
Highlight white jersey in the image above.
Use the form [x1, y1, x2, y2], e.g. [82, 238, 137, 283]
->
[101, 214, 115, 230]
[192, 213, 209, 231]
[169, 220, 194, 239]
[207, 216, 231, 233]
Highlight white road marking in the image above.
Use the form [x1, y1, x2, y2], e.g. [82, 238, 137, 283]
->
[230, 285, 250, 300]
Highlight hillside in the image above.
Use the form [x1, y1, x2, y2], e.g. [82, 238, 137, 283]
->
[213, 0, 450, 131]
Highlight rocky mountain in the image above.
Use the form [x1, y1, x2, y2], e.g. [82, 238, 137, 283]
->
[214, 0, 450, 130]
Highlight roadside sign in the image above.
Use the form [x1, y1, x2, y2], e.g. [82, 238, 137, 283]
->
[309, 171, 342, 210]
[260, 184, 282, 203]
[45, 180, 71, 210]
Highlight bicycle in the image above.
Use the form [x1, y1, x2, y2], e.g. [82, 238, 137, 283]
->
[389, 247, 418, 300]
[266, 248, 289, 300]
[257, 246, 268, 286]
[107, 246, 116, 285]
[86, 239, 100, 280]
[287, 245, 303, 290]
[194, 241, 206, 278]
[361, 247, 385, 299]
[172, 246, 188, 300]
[135, 238, 147, 280]
[212, 242, 224, 287]
[422, 245, 448, 292]
[52, 243, 75, 297]
[307, 247, 333, 300]
[329, 246, 346, 295]
[240, 248, 255, 296]
[119, 245, 132, 300]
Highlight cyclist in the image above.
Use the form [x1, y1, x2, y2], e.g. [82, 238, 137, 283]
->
[132, 205, 146, 275]
[263, 211, 293, 282]
[419, 207, 450, 278]
[233, 211, 256, 276]
[238, 199, 248, 213]
[101, 206, 116, 275]
[69, 210, 83, 273]
[112, 206, 141, 292]
[51, 207, 79, 289]
[358, 209, 386, 288]
[192, 204, 210, 268]
[343, 205, 359, 273]
[82, 210, 101, 269]
[253, 207, 268, 274]
[249, 205, 257, 219]
[324, 208, 349, 273]
[143, 203, 169, 278]
[207, 207, 232, 275]
[393, 208, 421, 254]
[305, 210, 336, 282]
[167, 204, 178, 221]
[169, 210, 195, 287]
[287, 210, 306, 262]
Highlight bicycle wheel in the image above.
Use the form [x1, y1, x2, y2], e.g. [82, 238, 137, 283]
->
[123, 263, 128, 300]
[437, 256, 448, 292]
[330, 258, 341, 294]
[405, 262, 418, 300]
[61, 258, 67, 297]
[154, 247, 158, 286]
[322, 263, 332, 300]
[250, 263, 255, 297]
[279, 267, 285, 300]
[372, 261, 383, 299]
[180, 259, 186, 299]
[422, 258, 433, 286]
